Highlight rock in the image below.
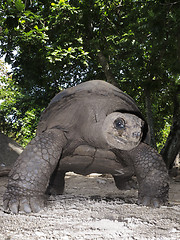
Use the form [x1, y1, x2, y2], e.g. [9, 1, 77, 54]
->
[0, 133, 23, 176]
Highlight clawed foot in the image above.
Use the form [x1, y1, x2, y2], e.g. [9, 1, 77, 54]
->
[3, 190, 46, 214]
[138, 196, 168, 208]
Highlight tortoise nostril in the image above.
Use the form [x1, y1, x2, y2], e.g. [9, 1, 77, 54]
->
[132, 132, 141, 138]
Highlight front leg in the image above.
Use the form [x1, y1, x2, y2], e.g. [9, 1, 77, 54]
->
[130, 143, 169, 207]
[3, 129, 67, 214]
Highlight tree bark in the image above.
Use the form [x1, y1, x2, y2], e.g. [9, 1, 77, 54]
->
[96, 50, 118, 87]
[160, 85, 180, 169]
[83, 6, 117, 87]
[144, 86, 157, 148]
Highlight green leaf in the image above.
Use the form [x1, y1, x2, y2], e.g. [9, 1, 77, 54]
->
[7, 0, 12, 4]
[15, 0, 25, 11]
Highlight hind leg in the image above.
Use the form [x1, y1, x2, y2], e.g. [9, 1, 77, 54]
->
[46, 170, 66, 195]
[113, 175, 137, 190]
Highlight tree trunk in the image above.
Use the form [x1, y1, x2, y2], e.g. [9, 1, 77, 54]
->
[161, 27, 180, 169]
[97, 50, 118, 87]
[144, 86, 157, 148]
[160, 85, 180, 169]
[83, 7, 117, 87]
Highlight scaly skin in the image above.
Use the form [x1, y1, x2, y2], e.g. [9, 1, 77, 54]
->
[3, 129, 66, 214]
[129, 143, 169, 207]
[3, 134, 169, 213]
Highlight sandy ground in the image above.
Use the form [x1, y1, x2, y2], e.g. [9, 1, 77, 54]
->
[0, 173, 180, 240]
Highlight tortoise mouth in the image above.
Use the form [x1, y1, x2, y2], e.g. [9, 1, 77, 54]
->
[112, 132, 142, 150]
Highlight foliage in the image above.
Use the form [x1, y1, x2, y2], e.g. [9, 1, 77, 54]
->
[157, 118, 171, 150]
[0, 60, 41, 146]
[0, 0, 180, 151]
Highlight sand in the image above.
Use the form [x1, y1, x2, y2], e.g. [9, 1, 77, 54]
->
[0, 173, 180, 240]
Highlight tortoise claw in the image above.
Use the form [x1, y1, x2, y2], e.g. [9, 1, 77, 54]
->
[151, 198, 161, 208]
[141, 196, 151, 206]
[19, 197, 32, 213]
[9, 200, 19, 214]
[30, 197, 45, 213]
[138, 196, 164, 208]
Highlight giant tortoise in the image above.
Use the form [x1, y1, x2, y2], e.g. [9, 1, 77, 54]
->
[4, 80, 169, 213]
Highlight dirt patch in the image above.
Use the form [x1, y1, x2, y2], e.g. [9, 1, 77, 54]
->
[0, 173, 180, 240]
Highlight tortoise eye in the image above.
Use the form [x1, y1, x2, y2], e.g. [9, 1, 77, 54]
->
[114, 118, 125, 130]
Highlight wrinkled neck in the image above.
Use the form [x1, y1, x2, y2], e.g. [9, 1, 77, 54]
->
[82, 122, 109, 149]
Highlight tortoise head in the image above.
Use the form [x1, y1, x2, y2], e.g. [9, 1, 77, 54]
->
[102, 112, 144, 150]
